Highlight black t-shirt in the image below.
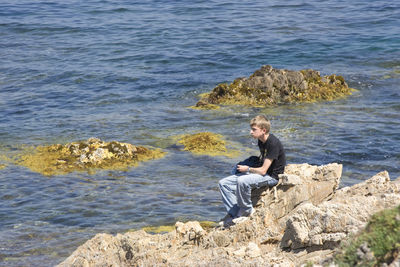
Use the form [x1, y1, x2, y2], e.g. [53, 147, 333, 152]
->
[258, 133, 286, 179]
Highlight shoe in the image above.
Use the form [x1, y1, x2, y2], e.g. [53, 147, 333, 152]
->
[235, 207, 255, 218]
[232, 216, 249, 224]
[218, 213, 234, 227]
[232, 208, 255, 224]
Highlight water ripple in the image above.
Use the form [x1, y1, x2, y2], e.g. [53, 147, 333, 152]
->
[0, 0, 400, 266]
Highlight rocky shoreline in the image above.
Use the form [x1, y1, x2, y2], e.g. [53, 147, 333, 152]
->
[3, 66, 395, 266]
[58, 163, 400, 266]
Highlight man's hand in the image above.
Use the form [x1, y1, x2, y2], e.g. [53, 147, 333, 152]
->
[237, 165, 249, 173]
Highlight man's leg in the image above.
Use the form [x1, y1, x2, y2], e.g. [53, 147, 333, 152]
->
[218, 175, 240, 217]
[236, 173, 278, 216]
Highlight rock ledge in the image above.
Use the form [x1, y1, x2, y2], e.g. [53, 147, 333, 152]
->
[58, 163, 400, 266]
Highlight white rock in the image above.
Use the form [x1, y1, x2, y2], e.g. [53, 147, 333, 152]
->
[280, 174, 303, 186]
[245, 242, 261, 258]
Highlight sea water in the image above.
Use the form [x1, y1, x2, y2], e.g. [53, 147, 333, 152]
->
[0, 0, 399, 265]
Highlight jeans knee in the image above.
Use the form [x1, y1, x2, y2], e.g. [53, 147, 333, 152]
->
[237, 176, 249, 188]
[218, 178, 227, 188]
[269, 178, 278, 187]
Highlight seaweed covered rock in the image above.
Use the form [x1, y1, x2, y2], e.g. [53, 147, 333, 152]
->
[177, 132, 239, 157]
[16, 137, 166, 176]
[195, 65, 354, 109]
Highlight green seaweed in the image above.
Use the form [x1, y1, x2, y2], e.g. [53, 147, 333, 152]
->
[177, 132, 240, 157]
[15, 139, 166, 176]
[195, 66, 355, 109]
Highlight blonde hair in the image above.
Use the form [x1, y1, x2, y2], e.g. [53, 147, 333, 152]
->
[250, 115, 270, 133]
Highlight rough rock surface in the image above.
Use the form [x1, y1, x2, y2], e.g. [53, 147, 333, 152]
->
[58, 163, 400, 266]
[281, 171, 400, 252]
[194, 65, 354, 109]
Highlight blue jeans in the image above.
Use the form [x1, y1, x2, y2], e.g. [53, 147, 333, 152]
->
[218, 170, 278, 217]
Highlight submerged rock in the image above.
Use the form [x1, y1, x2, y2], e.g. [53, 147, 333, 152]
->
[57, 164, 400, 266]
[177, 132, 239, 157]
[194, 65, 354, 109]
[16, 138, 166, 176]
[192, 100, 220, 110]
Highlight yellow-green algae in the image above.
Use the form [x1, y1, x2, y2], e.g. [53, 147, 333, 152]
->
[15, 138, 166, 176]
[195, 65, 355, 109]
[177, 132, 240, 157]
[0, 153, 14, 170]
[141, 225, 175, 234]
[381, 69, 400, 79]
[188, 92, 221, 110]
[189, 100, 220, 110]
[141, 221, 218, 234]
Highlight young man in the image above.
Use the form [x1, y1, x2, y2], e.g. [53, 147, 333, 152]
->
[218, 115, 286, 225]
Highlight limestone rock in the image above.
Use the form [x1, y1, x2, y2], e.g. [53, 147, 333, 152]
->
[280, 171, 400, 251]
[245, 242, 261, 258]
[57, 233, 127, 267]
[356, 242, 375, 262]
[252, 163, 342, 234]
[230, 243, 261, 258]
[57, 164, 400, 267]
[175, 221, 207, 245]
[210, 231, 231, 247]
[390, 254, 400, 267]
[195, 65, 354, 109]
[232, 246, 246, 257]
[58, 163, 342, 267]
[280, 173, 303, 186]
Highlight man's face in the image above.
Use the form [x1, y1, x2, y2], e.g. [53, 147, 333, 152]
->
[250, 125, 265, 139]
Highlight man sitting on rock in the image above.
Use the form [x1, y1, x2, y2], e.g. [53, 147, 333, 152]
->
[218, 115, 286, 226]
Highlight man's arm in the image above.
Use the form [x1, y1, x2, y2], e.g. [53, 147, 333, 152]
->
[237, 158, 273, 176]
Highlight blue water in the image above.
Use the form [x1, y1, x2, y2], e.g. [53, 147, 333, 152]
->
[0, 0, 399, 265]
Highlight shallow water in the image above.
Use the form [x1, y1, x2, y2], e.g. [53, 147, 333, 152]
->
[0, 0, 399, 266]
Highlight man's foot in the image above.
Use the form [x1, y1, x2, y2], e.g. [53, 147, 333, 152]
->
[232, 208, 255, 224]
[218, 213, 234, 227]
